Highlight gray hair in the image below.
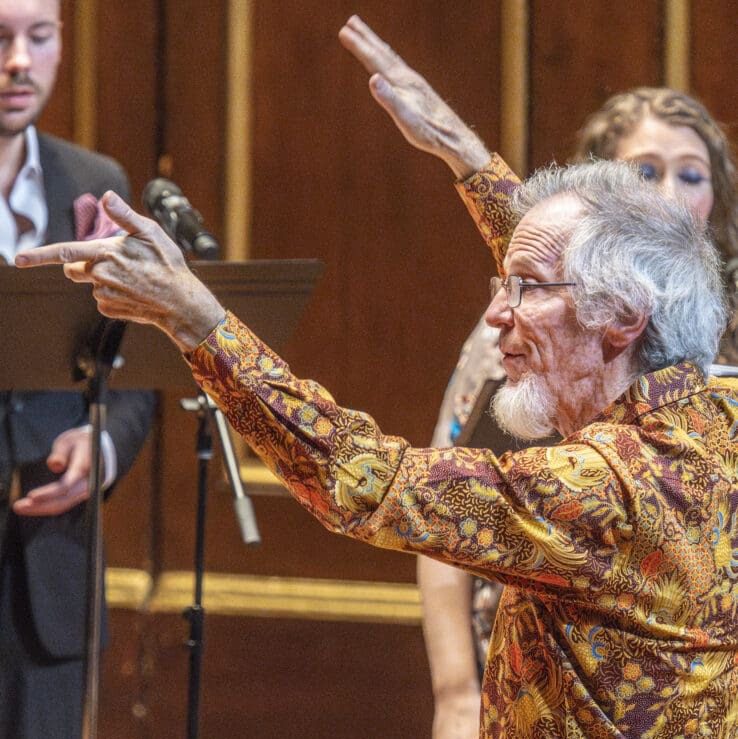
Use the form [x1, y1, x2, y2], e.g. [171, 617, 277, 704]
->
[511, 160, 727, 376]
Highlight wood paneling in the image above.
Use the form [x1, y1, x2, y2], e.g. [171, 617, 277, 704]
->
[100, 611, 149, 738]
[691, 0, 738, 139]
[95, 1, 159, 201]
[140, 614, 432, 738]
[529, 0, 662, 168]
[250, 1, 502, 445]
[160, 0, 227, 240]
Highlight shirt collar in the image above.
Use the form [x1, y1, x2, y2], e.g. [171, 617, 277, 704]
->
[594, 362, 706, 426]
[0, 125, 49, 259]
[22, 126, 42, 176]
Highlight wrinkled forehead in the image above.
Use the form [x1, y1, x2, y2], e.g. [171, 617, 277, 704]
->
[501, 194, 584, 277]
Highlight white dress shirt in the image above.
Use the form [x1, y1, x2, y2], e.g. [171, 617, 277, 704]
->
[0, 126, 47, 262]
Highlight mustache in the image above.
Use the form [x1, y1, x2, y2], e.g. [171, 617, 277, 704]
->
[4, 71, 39, 91]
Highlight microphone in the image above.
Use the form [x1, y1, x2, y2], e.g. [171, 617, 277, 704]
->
[142, 178, 219, 260]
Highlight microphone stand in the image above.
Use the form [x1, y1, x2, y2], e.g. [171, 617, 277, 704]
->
[79, 312, 260, 739]
[76, 318, 127, 739]
[180, 393, 260, 739]
[143, 184, 260, 738]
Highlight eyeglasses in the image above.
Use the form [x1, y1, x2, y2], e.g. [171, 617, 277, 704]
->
[490, 275, 577, 308]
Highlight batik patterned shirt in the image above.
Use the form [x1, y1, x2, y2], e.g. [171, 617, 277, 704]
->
[185, 156, 738, 737]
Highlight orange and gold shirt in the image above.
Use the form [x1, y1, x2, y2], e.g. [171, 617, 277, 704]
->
[185, 157, 738, 738]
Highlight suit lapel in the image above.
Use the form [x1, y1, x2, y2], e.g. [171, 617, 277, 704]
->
[38, 135, 77, 245]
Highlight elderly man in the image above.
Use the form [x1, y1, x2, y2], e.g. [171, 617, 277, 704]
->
[340, 17, 738, 739]
[18, 154, 738, 736]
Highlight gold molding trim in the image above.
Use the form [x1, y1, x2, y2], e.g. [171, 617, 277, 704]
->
[500, 0, 530, 175]
[664, 0, 690, 91]
[73, 0, 98, 149]
[225, 0, 254, 260]
[237, 457, 288, 495]
[106, 567, 153, 609]
[107, 568, 422, 625]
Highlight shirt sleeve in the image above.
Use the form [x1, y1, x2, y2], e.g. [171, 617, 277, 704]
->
[454, 153, 521, 277]
[185, 312, 631, 598]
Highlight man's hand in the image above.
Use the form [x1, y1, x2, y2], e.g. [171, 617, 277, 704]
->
[13, 427, 96, 517]
[15, 191, 225, 353]
[339, 15, 490, 179]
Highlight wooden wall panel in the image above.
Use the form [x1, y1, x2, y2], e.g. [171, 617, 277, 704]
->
[96, 1, 159, 201]
[529, 0, 662, 168]
[161, 0, 228, 241]
[101, 614, 432, 738]
[691, 0, 738, 141]
[250, 1, 502, 446]
[100, 611, 149, 738]
[143, 614, 432, 738]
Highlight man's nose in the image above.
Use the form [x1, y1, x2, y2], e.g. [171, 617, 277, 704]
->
[4, 36, 31, 74]
[485, 289, 513, 329]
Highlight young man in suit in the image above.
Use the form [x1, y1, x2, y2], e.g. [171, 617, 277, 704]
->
[0, 2, 155, 736]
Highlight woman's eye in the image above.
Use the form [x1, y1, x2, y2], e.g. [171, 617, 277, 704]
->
[638, 162, 659, 181]
[679, 168, 708, 185]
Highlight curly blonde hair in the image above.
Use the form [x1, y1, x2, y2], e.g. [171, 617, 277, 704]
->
[573, 87, 738, 262]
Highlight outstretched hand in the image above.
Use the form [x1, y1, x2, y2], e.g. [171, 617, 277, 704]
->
[339, 15, 490, 179]
[13, 427, 99, 517]
[15, 192, 225, 353]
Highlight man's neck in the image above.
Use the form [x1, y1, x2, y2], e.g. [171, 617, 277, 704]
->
[0, 130, 28, 200]
[555, 352, 638, 437]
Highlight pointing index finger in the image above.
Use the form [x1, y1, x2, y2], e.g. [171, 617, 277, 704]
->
[15, 241, 106, 268]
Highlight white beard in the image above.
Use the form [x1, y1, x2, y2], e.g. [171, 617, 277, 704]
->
[492, 373, 556, 440]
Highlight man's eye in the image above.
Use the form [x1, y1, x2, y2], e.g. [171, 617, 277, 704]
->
[638, 163, 659, 181]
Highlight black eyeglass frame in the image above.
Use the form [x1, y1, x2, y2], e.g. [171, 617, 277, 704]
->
[490, 275, 577, 309]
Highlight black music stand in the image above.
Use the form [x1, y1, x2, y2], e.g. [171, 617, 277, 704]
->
[0, 260, 323, 390]
[0, 260, 323, 738]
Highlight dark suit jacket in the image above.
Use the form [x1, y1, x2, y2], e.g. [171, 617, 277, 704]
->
[0, 133, 155, 660]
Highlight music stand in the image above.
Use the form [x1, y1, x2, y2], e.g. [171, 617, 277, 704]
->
[0, 260, 323, 390]
[0, 259, 323, 737]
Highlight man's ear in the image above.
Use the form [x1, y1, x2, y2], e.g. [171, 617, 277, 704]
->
[602, 312, 649, 361]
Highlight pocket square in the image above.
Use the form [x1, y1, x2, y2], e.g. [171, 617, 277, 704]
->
[74, 193, 122, 241]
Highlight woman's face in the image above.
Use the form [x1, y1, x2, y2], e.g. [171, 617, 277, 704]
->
[614, 115, 714, 223]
